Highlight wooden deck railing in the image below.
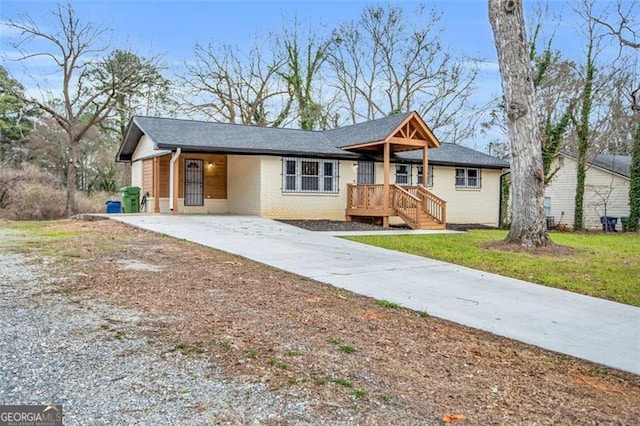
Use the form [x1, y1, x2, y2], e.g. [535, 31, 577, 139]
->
[417, 185, 446, 224]
[392, 185, 420, 229]
[347, 184, 385, 209]
[347, 183, 446, 228]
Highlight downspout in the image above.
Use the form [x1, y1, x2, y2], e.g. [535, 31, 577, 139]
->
[169, 148, 181, 211]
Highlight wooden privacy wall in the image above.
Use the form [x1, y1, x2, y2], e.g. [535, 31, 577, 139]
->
[152, 154, 227, 199]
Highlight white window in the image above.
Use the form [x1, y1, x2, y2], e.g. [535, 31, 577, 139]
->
[544, 197, 551, 217]
[395, 164, 411, 185]
[455, 168, 481, 189]
[282, 157, 339, 193]
[417, 165, 434, 187]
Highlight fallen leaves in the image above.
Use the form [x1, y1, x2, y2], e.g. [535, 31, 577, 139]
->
[18, 218, 640, 425]
[442, 413, 466, 422]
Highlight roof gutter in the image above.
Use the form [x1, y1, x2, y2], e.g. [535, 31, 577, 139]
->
[169, 148, 181, 212]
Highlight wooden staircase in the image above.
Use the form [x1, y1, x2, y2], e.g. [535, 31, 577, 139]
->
[346, 184, 446, 230]
[392, 185, 446, 230]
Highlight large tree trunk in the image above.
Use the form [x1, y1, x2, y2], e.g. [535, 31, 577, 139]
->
[489, 0, 551, 247]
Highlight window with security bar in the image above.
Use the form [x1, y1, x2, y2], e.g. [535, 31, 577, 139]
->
[395, 164, 411, 185]
[417, 165, 434, 187]
[282, 158, 339, 193]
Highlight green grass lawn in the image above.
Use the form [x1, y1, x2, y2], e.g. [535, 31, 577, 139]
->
[346, 231, 640, 307]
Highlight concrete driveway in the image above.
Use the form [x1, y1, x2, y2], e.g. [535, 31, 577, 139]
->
[110, 214, 640, 375]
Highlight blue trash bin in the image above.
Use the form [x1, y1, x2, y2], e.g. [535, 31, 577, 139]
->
[105, 200, 122, 214]
[599, 216, 618, 232]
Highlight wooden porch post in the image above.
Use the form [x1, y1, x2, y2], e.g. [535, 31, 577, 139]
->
[153, 157, 160, 213]
[423, 145, 429, 186]
[383, 141, 390, 228]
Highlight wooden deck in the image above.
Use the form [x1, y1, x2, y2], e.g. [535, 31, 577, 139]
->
[346, 184, 447, 230]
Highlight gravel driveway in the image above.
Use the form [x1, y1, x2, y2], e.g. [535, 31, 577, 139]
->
[0, 237, 317, 424]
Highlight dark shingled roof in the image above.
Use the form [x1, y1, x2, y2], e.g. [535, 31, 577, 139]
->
[123, 116, 355, 159]
[590, 154, 631, 178]
[117, 113, 509, 169]
[562, 152, 631, 178]
[398, 143, 509, 169]
[323, 112, 412, 147]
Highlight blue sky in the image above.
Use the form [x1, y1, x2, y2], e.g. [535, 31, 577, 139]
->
[1, 1, 499, 64]
[0, 0, 633, 149]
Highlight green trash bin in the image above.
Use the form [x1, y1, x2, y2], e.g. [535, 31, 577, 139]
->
[620, 216, 629, 232]
[120, 186, 141, 213]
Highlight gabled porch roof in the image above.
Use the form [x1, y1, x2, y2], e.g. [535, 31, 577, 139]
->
[327, 111, 440, 154]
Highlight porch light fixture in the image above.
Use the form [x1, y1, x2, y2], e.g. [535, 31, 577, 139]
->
[208, 161, 214, 167]
[353, 163, 358, 169]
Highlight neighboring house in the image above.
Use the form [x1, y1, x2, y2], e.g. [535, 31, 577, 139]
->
[116, 112, 508, 229]
[545, 152, 631, 229]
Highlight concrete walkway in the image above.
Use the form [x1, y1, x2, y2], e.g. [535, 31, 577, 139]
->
[110, 214, 640, 375]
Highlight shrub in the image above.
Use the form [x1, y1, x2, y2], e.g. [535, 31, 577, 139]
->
[11, 182, 67, 220]
[0, 163, 115, 220]
[76, 191, 114, 214]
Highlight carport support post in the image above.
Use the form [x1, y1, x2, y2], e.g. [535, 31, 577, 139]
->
[383, 141, 390, 228]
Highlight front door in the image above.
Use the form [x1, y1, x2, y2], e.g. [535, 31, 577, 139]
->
[184, 159, 204, 206]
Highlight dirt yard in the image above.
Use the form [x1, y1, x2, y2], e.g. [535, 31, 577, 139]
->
[4, 219, 640, 425]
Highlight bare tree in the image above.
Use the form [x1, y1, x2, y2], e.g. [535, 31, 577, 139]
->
[327, 4, 480, 142]
[180, 39, 293, 127]
[589, 0, 639, 231]
[489, 0, 551, 247]
[590, 0, 640, 49]
[530, 41, 576, 184]
[569, 0, 637, 229]
[6, 1, 164, 215]
[630, 89, 640, 231]
[277, 22, 335, 130]
[571, 7, 599, 231]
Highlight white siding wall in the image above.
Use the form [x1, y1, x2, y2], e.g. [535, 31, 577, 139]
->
[131, 160, 143, 189]
[259, 156, 356, 220]
[227, 155, 261, 215]
[545, 156, 630, 229]
[131, 135, 156, 161]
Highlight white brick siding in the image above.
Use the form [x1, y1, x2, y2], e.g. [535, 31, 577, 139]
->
[258, 157, 357, 220]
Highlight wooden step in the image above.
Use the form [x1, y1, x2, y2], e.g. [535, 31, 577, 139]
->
[395, 205, 446, 230]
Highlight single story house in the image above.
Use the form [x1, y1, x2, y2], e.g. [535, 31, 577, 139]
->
[116, 112, 509, 229]
[545, 152, 632, 229]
